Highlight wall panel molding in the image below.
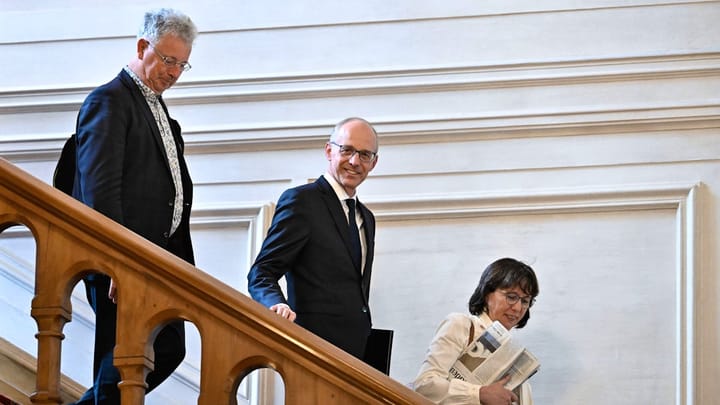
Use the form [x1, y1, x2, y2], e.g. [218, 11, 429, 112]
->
[2, 53, 719, 112]
[1, 107, 718, 161]
[1, 53, 717, 161]
[0, 0, 711, 44]
[367, 182, 698, 219]
[366, 181, 702, 405]
[190, 203, 274, 274]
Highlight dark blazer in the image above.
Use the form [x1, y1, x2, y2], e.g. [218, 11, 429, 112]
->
[67, 69, 194, 402]
[73, 69, 194, 264]
[248, 176, 375, 358]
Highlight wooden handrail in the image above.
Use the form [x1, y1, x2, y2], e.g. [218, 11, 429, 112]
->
[0, 158, 431, 405]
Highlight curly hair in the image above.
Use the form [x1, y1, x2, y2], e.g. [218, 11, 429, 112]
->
[138, 8, 197, 46]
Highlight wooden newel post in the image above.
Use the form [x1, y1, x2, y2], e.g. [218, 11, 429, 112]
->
[30, 306, 70, 405]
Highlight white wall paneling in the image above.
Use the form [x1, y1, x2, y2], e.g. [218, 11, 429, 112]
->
[369, 183, 701, 404]
[190, 203, 274, 291]
[3, 2, 719, 87]
[2, 53, 718, 160]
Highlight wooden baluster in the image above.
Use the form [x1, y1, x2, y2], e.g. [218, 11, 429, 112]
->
[30, 307, 70, 405]
[113, 273, 150, 405]
[115, 356, 150, 405]
[198, 328, 235, 405]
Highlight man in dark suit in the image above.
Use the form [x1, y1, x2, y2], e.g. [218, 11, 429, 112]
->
[69, 8, 197, 405]
[248, 117, 380, 360]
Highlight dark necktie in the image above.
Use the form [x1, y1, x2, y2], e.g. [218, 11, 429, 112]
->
[346, 199, 362, 270]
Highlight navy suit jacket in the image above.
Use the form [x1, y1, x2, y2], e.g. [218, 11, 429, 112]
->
[248, 176, 375, 358]
[63, 69, 193, 399]
[72, 69, 194, 264]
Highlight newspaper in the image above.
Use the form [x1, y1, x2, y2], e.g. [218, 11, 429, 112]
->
[449, 320, 539, 394]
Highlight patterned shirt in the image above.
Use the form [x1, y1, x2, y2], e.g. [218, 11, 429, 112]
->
[123, 66, 184, 236]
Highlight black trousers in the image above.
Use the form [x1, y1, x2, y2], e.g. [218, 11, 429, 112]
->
[72, 274, 185, 405]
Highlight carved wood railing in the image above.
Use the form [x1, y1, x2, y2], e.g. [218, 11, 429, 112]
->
[0, 158, 430, 405]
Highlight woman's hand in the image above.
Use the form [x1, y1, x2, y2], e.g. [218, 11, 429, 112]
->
[478, 375, 518, 405]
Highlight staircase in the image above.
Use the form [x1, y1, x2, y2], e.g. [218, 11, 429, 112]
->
[0, 158, 430, 404]
[0, 338, 83, 404]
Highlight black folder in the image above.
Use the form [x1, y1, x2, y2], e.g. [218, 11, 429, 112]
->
[363, 328, 394, 375]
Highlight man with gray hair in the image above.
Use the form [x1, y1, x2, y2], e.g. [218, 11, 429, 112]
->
[69, 8, 197, 404]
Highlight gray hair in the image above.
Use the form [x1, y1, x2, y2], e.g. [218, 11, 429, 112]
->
[138, 8, 197, 46]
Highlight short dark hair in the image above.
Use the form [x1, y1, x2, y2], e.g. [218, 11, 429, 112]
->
[468, 257, 539, 329]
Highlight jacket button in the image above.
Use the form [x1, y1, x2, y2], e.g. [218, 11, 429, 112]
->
[163, 232, 170, 238]
[361, 306, 368, 313]
[168, 200, 173, 206]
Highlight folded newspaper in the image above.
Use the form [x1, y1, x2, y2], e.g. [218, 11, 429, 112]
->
[449, 320, 539, 393]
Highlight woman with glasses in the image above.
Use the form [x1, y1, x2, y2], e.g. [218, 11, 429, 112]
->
[414, 258, 539, 405]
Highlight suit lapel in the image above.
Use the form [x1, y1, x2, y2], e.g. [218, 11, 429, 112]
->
[316, 177, 360, 271]
[357, 200, 374, 250]
[317, 176, 373, 309]
[119, 70, 172, 171]
[357, 199, 374, 298]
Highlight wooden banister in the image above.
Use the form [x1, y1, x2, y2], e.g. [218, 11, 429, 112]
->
[0, 158, 431, 405]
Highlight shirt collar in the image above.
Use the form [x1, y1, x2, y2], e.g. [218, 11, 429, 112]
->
[323, 172, 355, 202]
[123, 66, 160, 102]
[479, 311, 494, 326]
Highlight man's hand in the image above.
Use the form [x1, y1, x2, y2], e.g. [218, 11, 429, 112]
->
[269, 303, 296, 321]
[478, 375, 519, 405]
[108, 278, 117, 304]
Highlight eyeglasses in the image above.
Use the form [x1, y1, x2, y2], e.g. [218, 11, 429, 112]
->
[148, 43, 192, 72]
[329, 141, 377, 163]
[499, 291, 535, 309]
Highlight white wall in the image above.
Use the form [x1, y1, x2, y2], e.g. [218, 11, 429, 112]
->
[1, 1, 719, 404]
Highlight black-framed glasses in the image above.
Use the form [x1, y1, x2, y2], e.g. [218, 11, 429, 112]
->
[329, 141, 377, 163]
[499, 291, 535, 309]
[148, 43, 192, 72]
